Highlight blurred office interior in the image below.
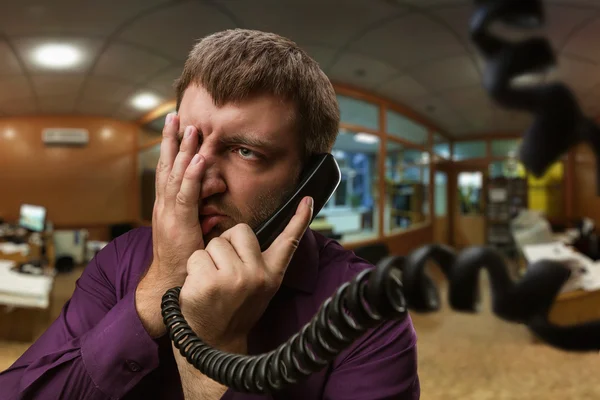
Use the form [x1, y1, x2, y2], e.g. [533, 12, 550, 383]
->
[2, 1, 600, 398]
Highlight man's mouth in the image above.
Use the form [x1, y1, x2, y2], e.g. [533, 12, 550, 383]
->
[199, 214, 227, 236]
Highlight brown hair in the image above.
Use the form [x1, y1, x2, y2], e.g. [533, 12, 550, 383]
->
[174, 29, 340, 158]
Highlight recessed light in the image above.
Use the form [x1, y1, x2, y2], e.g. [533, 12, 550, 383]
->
[3, 128, 16, 139]
[354, 132, 379, 144]
[33, 43, 81, 69]
[131, 93, 160, 110]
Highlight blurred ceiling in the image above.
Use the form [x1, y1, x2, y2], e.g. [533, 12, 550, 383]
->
[1, 0, 600, 137]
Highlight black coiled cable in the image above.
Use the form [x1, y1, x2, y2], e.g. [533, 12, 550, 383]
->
[161, 242, 600, 394]
[161, 256, 407, 394]
[471, 0, 600, 188]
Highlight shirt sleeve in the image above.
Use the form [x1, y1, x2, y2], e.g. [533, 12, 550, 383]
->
[0, 232, 160, 400]
[322, 316, 420, 400]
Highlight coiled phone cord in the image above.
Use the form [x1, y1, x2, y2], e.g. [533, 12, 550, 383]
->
[161, 244, 600, 394]
[160, 0, 600, 394]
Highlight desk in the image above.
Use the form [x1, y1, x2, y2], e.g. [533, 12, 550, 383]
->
[521, 242, 600, 329]
[0, 233, 56, 342]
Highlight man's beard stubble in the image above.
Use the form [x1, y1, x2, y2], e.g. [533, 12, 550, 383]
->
[202, 183, 297, 243]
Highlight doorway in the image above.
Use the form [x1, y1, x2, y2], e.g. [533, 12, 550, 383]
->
[453, 167, 487, 248]
[433, 170, 449, 244]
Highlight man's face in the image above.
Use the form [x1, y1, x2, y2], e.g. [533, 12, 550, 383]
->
[177, 85, 303, 243]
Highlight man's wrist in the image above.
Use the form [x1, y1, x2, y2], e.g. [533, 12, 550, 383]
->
[135, 267, 180, 338]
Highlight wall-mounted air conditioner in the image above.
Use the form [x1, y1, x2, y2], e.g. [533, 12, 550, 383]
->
[42, 128, 89, 146]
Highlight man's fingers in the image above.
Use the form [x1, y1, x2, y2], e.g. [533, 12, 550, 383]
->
[175, 154, 206, 222]
[262, 196, 313, 277]
[165, 126, 199, 205]
[220, 224, 262, 267]
[155, 113, 179, 202]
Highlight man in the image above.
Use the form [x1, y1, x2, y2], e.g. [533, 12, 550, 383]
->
[0, 29, 419, 399]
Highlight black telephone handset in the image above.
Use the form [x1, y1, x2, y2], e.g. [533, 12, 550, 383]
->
[253, 153, 341, 251]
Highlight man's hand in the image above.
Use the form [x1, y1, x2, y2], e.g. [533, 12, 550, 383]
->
[180, 196, 314, 352]
[136, 113, 206, 338]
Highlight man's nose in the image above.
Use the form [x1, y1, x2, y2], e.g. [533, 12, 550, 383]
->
[197, 148, 226, 199]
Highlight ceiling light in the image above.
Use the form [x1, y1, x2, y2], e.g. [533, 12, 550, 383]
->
[3, 128, 16, 139]
[131, 93, 160, 110]
[354, 132, 379, 144]
[33, 43, 81, 69]
[100, 128, 114, 140]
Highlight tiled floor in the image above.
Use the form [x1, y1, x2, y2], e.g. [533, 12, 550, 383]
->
[1, 268, 599, 399]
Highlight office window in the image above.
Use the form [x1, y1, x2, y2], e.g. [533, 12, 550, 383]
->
[434, 171, 447, 216]
[384, 141, 430, 233]
[453, 141, 486, 160]
[491, 139, 520, 158]
[386, 109, 428, 145]
[337, 94, 379, 131]
[313, 130, 380, 243]
[433, 133, 451, 159]
[138, 144, 160, 221]
[489, 160, 526, 179]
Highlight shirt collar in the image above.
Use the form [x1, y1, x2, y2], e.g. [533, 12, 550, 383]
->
[281, 228, 320, 294]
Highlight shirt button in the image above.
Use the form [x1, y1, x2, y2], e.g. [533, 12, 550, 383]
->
[126, 360, 142, 372]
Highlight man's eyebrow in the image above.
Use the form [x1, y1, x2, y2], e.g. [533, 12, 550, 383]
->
[218, 133, 283, 152]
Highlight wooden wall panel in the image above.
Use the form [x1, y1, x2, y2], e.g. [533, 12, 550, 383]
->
[572, 144, 600, 225]
[0, 117, 138, 228]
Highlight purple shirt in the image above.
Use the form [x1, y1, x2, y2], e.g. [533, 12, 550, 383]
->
[1, 227, 419, 399]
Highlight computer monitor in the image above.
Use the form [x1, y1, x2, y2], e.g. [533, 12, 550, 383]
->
[19, 204, 46, 232]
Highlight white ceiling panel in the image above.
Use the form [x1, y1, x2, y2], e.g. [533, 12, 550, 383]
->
[302, 45, 339, 72]
[561, 18, 600, 63]
[328, 52, 400, 90]
[38, 95, 78, 114]
[0, 0, 171, 36]
[93, 43, 171, 84]
[76, 99, 120, 116]
[0, 97, 38, 115]
[0, 77, 34, 102]
[13, 37, 104, 75]
[31, 75, 85, 97]
[118, 2, 237, 62]
[223, 0, 406, 48]
[407, 96, 468, 131]
[552, 55, 600, 93]
[144, 66, 182, 98]
[438, 86, 494, 110]
[544, 4, 598, 49]
[79, 77, 137, 104]
[408, 55, 481, 93]
[431, 5, 477, 51]
[348, 13, 468, 69]
[112, 105, 144, 121]
[0, 41, 24, 76]
[398, 0, 469, 6]
[374, 75, 432, 102]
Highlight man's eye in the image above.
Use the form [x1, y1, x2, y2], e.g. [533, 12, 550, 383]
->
[235, 147, 260, 160]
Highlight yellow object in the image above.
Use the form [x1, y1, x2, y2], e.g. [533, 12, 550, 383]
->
[527, 162, 563, 217]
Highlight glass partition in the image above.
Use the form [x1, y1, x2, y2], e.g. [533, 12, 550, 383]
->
[337, 95, 379, 131]
[434, 171, 447, 216]
[433, 133, 451, 160]
[386, 109, 428, 145]
[491, 139, 520, 158]
[453, 141, 486, 160]
[312, 129, 380, 243]
[384, 141, 430, 233]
